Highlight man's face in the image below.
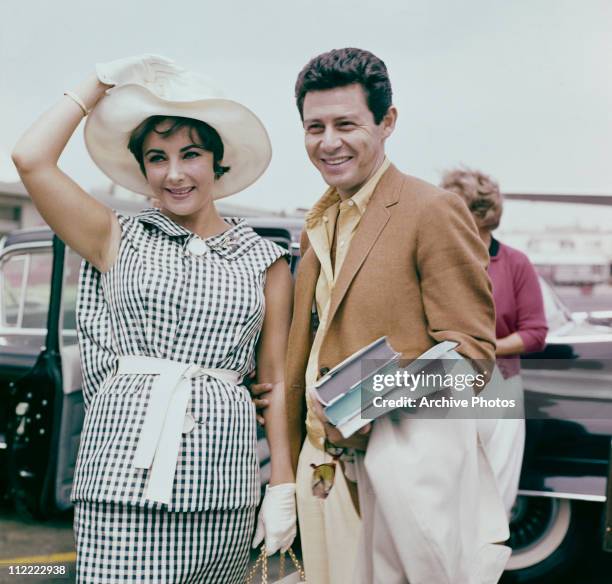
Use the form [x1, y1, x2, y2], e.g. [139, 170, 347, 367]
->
[302, 83, 396, 199]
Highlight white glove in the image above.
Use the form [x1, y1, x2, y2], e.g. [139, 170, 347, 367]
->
[95, 54, 183, 89]
[252, 483, 297, 556]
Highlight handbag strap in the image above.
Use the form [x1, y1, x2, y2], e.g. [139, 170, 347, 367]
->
[244, 547, 305, 583]
[286, 548, 306, 581]
[245, 547, 268, 584]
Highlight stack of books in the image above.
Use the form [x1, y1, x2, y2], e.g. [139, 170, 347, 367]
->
[313, 337, 461, 438]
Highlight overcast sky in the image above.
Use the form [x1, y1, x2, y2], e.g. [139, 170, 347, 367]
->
[2, 0, 612, 223]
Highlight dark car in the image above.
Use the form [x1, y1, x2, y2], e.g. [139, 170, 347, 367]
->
[504, 276, 612, 581]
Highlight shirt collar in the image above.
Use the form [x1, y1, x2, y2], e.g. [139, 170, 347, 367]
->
[205, 218, 260, 260]
[136, 208, 191, 237]
[305, 188, 340, 230]
[305, 157, 391, 229]
[489, 236, 500, 259]
[347, 157, 391, 215]
[136, 209, 259, 260]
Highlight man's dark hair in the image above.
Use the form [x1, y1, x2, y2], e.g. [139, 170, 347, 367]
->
[128, 116, 230, 179]
[295, 48, 393, 124]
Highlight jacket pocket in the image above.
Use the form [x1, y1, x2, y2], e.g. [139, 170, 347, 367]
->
[99, 373, 152, 397]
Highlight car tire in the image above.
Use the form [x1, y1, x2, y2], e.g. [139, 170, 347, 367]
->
[502, 496, 593, 583]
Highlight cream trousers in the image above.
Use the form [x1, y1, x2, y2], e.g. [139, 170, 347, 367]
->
[296, 438, 361, 584]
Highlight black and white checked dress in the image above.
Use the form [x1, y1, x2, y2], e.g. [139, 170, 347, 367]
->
[71, 209, 288, 583]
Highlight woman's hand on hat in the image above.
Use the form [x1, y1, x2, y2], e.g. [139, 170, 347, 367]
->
[96, 54, 183, 91]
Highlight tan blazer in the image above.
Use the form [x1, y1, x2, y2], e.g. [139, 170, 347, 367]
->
[285, 164, 496, 469]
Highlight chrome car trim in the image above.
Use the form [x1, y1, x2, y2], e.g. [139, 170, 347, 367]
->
[518, 489, 605, 503]
[547, 333, 612, 344]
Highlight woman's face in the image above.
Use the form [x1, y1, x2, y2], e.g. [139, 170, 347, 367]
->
[469, 198, 503, 232]
[142, 123, 216, 218]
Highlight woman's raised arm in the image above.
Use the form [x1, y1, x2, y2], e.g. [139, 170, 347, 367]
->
[12, 56, 182, 272]
[12, 74, 120, 272]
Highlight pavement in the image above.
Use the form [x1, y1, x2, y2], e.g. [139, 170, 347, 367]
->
[0, 507, 75, 583]
[1, 502, 612, 583]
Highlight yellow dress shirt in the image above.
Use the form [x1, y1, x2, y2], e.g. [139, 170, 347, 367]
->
[304, 158, 391, 448]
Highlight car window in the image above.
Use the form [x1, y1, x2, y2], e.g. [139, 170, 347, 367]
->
[0, 249, 52, 330]
[1, 254, 26, 327]
[22, 252, 53, 329]
[539, 276, 571, 332]
[62, 248, 82, 338]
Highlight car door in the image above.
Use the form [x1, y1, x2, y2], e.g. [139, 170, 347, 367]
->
[6, 236, 83, 517]
[53, 244, 84, 511]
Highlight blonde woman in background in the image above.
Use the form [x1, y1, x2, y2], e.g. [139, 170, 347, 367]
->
[441, 167, 548, 515]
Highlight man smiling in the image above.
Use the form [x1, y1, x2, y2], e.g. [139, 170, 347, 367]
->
[302, 82, 394, 196]
[283, 48, 511, 583]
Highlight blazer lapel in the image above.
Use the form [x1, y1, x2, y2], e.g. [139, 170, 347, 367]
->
[326, 165, 403, 328]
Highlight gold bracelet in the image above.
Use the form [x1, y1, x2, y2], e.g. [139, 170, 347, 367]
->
[63, 90, 89, 117]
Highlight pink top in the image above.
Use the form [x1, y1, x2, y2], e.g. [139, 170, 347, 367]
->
[488, 239, 548, 378]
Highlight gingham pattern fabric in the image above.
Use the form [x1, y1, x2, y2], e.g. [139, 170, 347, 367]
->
[74, 501, 255, 583]
[71, 209, 288, 511]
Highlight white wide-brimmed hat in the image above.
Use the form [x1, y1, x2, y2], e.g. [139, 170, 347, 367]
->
[84, 70, 272, 200]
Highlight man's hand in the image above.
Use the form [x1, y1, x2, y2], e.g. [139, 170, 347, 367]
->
[246, 370, 273, 425]
[308, 389, 372, 450]
[324, 421, 371, 450]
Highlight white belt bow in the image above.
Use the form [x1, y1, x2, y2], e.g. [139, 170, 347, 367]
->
[117, 356, 242, 505]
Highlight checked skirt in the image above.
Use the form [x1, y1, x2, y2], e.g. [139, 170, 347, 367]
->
[74, 501, 255, 583]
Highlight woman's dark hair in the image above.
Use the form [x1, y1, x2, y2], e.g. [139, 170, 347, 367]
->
[295, 48, 393, 124]
[127, 116, 230, 179]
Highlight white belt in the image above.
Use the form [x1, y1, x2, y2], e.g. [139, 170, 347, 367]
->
[117, 356, 242, 505]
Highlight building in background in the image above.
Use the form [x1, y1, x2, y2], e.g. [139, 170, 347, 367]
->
[500, 227, 612, 287]
[0, 180, 42, 234]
